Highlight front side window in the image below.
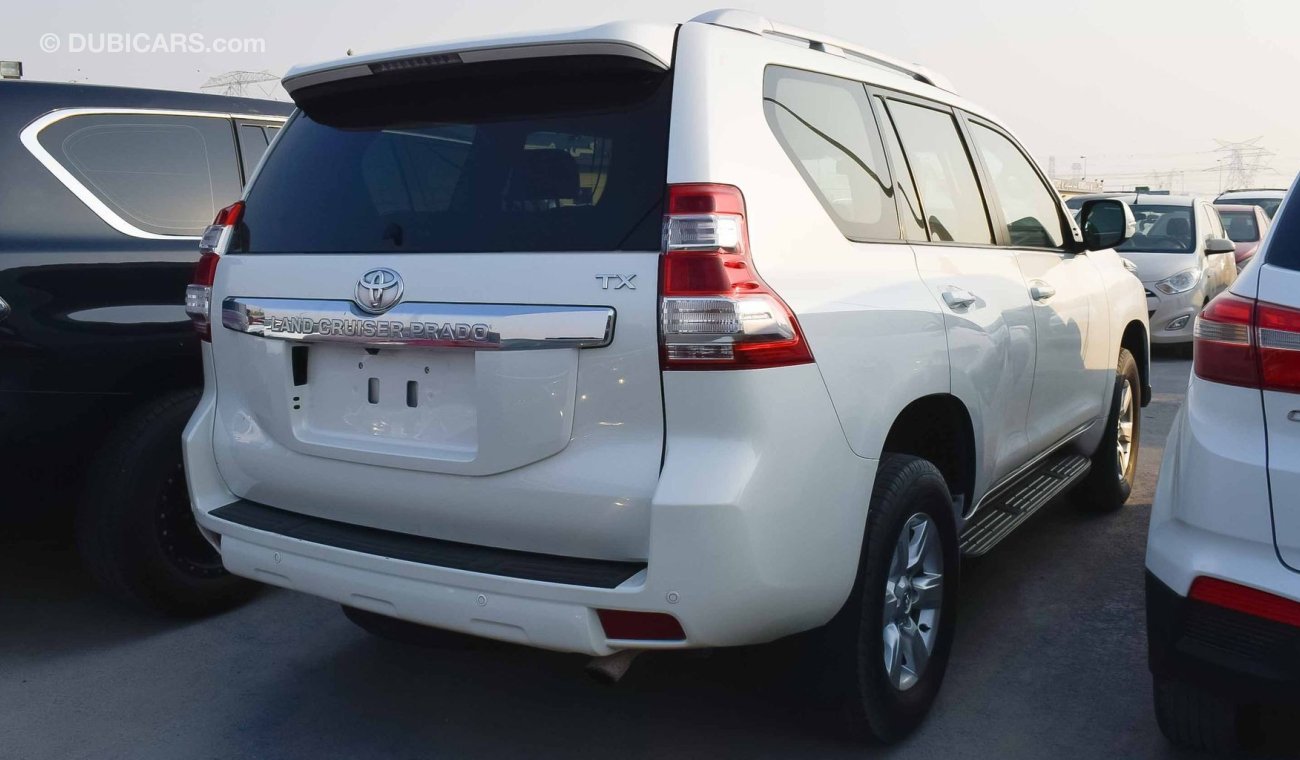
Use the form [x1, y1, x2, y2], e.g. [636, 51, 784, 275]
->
[969, 124, 1064, 248]
[884, 100, 993, 245]
[38, 113, 241, 236]
[763, 67, 900, 240]
[1119, 205, 1195, 253]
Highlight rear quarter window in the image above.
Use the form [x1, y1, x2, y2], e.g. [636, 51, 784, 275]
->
[237, 57, 671, 254]
[762, 66, 901, 241]
[37, 112, 242, 237]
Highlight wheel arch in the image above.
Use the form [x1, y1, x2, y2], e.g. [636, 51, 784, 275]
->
[880, 394, 976, 520]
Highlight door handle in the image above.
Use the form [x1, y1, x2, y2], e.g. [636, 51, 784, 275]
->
[941, 287, 978, 310]
[0, 295, 9, 323]
[1029, 281, 1056, 302]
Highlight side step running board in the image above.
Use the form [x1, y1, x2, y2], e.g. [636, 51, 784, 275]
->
[959, 453, 1091, 557]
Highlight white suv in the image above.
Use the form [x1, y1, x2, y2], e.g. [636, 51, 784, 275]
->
[183, 10, 1150, 741]
[1146, 178, 1300, 753]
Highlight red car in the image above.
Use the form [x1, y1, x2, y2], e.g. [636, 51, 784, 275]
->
[1215, 203, 1271, 270]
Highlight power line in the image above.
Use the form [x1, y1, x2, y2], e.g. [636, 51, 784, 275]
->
[200, 70, 279, 98]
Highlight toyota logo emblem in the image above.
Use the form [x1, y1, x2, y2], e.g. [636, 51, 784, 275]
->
[355, 268, 404, 314]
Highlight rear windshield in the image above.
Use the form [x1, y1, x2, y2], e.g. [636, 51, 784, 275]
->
[1118, 205, 1194, 253]
[1217, 197, 1282, 219]
[236, 57, 671, 253]
[1218, 209, 1259, 242]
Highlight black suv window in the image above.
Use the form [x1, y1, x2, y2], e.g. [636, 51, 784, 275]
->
[38, 113, 241, 236]
[238, 58, 670, 253]
[763, 66, 900, 241]
[969, 123, 1065, 248]
[884, 100, 993, 245]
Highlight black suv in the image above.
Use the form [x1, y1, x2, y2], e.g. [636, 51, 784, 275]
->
[0, 80, 291, 614]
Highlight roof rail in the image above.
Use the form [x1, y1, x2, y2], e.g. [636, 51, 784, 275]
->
[688, 9, 956, 93]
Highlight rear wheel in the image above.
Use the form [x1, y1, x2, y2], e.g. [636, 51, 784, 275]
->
[75, 390, 256, 616]
[1074, 348, 1140, 512]
[818, 454, 960, 743]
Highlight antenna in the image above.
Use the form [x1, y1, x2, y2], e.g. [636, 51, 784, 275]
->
[200, 70, 280, 98]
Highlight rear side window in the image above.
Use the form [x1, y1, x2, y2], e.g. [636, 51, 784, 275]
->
[1266, 191, 1300, 271]
[238, 58, 671, 253]
[969, 123, 1065, 248]
[763, 67, 900, 241]
[1219, 209, 1260, 242]
[884, 100, 993, 245]
[38, 113, 241, 236]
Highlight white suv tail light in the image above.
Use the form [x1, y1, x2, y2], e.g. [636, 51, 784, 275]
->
[1193, 291, 1300, 393]
[186, 201, 243, 341]
[659, 184, 813, 369]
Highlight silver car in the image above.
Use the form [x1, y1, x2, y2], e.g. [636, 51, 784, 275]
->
[1070, 193, 1237, 344]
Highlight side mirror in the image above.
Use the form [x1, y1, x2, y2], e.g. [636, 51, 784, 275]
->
[1205, 237, 1236, 255]
[1078, 198, 1136, 251]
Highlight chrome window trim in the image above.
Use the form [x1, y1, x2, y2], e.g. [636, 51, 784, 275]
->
[222, 297, 616, 350]
[19, 107, 287, 241]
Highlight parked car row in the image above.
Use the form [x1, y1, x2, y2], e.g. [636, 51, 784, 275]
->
[1067, 192, 1243, 347]
[3, 7, 1295, 755]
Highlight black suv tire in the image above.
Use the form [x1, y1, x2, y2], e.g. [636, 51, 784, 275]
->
[75, 389, 256, 616]
[1074, 348, 1141, 512]
[819, 454, 960, 743]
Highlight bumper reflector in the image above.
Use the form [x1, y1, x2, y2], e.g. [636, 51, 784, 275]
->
[596, 609, 686, 641]
[1189, 576, 1300, 629]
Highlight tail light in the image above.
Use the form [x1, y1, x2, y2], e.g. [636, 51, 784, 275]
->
[186, 202, 243, 341]
[1190, 576, 1300, 629]
[1194, 291, 1300, 393]
[659, 184, 813, 369]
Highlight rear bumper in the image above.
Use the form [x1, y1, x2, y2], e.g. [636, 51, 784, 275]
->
[186, 357, 876, 655]
[1145, 377, 1300, 703]
[1147, 572, 1300, 705]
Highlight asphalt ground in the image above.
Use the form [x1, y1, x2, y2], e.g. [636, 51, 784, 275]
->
[5, 352, 1298, 758]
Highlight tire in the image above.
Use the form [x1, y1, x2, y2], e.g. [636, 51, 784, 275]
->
[819, 454, 960, 743]
[1073, 348, 1140, 512]
[1152, 676, 1243, 754]
[75, 389, 256, 616]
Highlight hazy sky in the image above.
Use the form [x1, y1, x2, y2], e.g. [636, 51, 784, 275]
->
[6, 0, 1297, 194]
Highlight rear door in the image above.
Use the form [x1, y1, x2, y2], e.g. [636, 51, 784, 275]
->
[876, 94, 1037, 482]
[209, 57, 672, 562]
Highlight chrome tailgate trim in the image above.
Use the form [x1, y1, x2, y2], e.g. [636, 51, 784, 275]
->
[222, 297, 615, 350]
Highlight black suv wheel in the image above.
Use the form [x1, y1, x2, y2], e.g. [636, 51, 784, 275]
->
[75, 390, 256, 616]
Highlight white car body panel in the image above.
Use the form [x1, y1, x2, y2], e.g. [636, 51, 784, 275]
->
[1256, 263, 1300, 571]
[1146, 378, 1295, 601]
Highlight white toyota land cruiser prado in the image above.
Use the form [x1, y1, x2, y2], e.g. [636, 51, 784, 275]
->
[183, 10, 1151, 741]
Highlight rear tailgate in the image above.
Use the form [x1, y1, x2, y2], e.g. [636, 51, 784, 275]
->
[1258, 258, 1300, 571]
[208, 54, 672, 562]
